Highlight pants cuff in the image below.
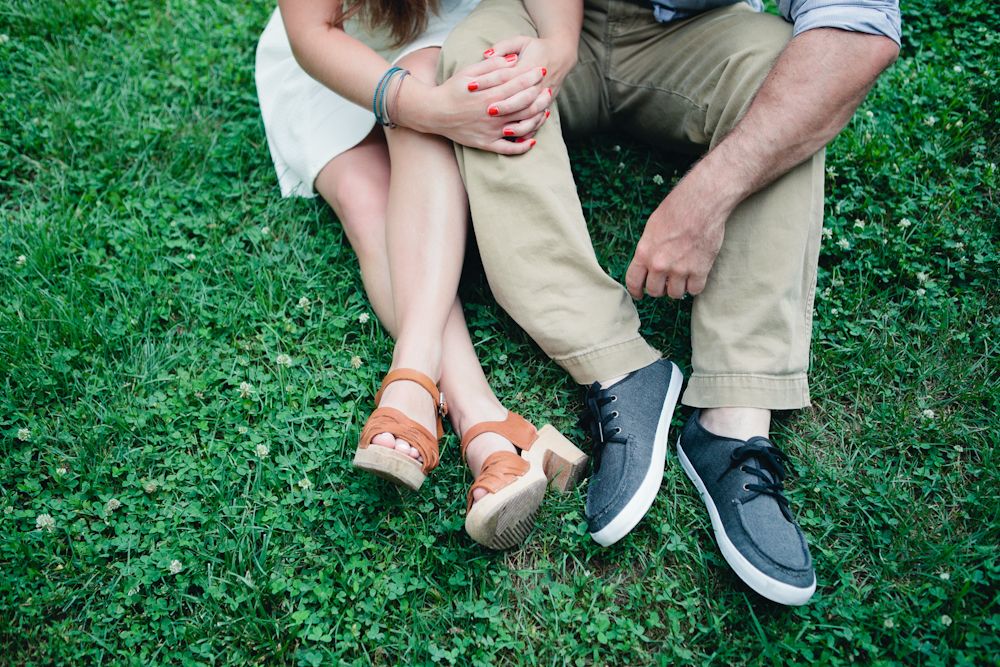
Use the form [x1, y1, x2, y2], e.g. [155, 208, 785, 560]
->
[554, 337, 662, 385]
[682, 373, 811, 410]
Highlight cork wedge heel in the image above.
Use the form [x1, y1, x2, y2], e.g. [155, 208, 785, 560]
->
[353, 369, 447, 491]
[463, 413, 588, 550]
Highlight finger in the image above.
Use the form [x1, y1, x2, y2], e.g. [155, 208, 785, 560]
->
[686, 274, 707, 296]
[501, 88, 553, 123]
[468, 62, 523, 92]
[645, 271, 669, 298]
[501, 109, 548, 138]
[461, 54, 519, 80]
[488, 69, 545, 114]
[485, 137, 536, 155]
[625, 258, 647, 301]
[483, 36, 531, 59]
[492, 81, 548, 117]
[666, 274, 687, 300]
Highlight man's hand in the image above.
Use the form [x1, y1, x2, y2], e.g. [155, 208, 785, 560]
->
[625, 174, 730, 300]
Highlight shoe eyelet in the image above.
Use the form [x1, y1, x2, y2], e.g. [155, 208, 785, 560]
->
[611, 396, 617, 402]
[612, 411, 619, 418]
[615, 428, 622, 434]
[740, 466, 748, 473]
[742, 483, 749, 491]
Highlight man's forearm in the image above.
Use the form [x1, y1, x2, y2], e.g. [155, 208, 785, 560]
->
[688, 28, 899, 211]
[524, 0, 581, 63]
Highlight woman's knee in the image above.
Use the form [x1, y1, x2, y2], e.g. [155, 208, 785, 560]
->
[316, 164, 389, 256]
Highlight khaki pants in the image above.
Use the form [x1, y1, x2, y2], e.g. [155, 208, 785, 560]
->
[440, 0, 825, 410]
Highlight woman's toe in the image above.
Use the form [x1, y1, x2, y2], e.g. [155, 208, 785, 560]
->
[394, 438, 422, 460]
[471, 488, 488, 504]
[371, 432, 396, 448]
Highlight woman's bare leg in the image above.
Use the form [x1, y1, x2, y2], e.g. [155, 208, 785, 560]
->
[314, 78, 516, 498]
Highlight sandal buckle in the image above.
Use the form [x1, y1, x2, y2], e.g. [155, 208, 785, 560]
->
[438, 391, 448, 418]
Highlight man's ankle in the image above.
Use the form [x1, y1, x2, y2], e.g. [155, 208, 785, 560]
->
[697, 406, 771, 441]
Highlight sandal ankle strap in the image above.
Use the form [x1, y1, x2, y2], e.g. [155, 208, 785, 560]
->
[375, 368, 447, 438]
[460, 411, 537, 462]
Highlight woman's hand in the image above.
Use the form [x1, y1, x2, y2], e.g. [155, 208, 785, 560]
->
[396, 55, 550, 154]
[483, 36, 578, 100]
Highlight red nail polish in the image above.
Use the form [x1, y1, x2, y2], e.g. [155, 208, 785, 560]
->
[503, 128, 515, 137]
[505, 54, 517, 62]
[529, 139, 537, 147]
[488, 105, 499, 116]
[542, 67, 547, 76]
[515, 137, 526, 143]
[483, 48, 495, 57]
[467, 81, 478, 92]
[545, 109, 551, 119]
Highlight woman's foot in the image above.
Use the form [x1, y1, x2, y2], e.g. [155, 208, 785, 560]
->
[452, 401, 518, 503]
[368, 377, 439, 464]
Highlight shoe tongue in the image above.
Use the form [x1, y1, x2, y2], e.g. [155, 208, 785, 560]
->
[745, 436, 773, 448]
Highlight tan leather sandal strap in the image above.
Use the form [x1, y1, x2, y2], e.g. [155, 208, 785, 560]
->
[466, 451, 530, 512]
[359, 407, 440, 473]
[374, 368, 446, 438]
[460, 411, 538, 461]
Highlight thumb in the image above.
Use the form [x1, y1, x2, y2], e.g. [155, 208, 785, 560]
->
[484, 36, 531, 59]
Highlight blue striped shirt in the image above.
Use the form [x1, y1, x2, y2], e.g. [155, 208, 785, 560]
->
[648, 0, 902, 45]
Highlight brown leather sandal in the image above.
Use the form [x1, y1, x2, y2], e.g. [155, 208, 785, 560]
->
[353, 368, 447, 491]
[463, 412, 588, 550]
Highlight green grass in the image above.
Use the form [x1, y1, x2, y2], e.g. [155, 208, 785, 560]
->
[1, 0, 997, 664]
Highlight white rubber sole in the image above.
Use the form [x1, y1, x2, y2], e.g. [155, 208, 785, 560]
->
[676, 437, 816, 606]
[589, 362, 683, 547]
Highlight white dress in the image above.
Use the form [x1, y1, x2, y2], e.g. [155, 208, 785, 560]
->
[256, 0, 480, 198]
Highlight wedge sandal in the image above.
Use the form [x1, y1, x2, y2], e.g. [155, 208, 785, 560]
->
[353, 368, 447, 491]
[463, 412, 588, 550]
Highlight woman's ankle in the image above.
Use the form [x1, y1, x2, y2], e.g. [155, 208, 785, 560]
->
[447, 394, 507, 441]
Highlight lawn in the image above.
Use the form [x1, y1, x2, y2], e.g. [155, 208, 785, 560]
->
[1, 0, 997, 664]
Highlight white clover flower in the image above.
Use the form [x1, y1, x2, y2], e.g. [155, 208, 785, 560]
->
[923, 116, 938, 127]
[358, 313, 370, 324]
[940, 615, 953, 627]
[954, 242, 965, 252]
[916, 272, 929, 283]
[952, 65, 962, 73]
[185, 253, 196, 261]
[837, 239, 851, 250]
[16, 254, 26, 267]
[55, 465, 68, 476]
[297, 296, 310, 309]
[0, 34, 9, 45]
[275, 354, 292, 367]
[143, 480, 159, 494]
[350, 355, 363, 369]
[239, 381, 253, 398]
[883, 618, 895, 629]
[922, 408, 936, 420]
[652, 174, 664, 185]
[260, 226, 270, 236]
[127, 587, 140, 596]
[853, 219, 865, 229]
[168, 559, 183, 575]
[255, 443, 270, 458]
[105, 498, 122, 513]
[865, 110, 874, 118]
[17, 428, 31, 442]
[36, 513, 55, 531]
[916, 288, 926, 297]
[617, 162, 626, 170]
[237, 425, 248, 435]
[822, 227, 833, 239]
[297, 477, 313, 491]
[832, 277, 845, 288]
[613, 145, 621, 152]
[939, 571, 951, 581]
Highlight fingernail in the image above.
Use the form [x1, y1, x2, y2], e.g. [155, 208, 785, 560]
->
[483, 48, 495, 57]
[541, 67, 547, 76]
[529, 139, 537, 147]
[515, 137, 527, 143]
[504, 54, 517, 62]
[467, 81, 478, 92]
[488, 105, 499, 116]
[545, 109, 551, 119]
[503, 128, 515, 137]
